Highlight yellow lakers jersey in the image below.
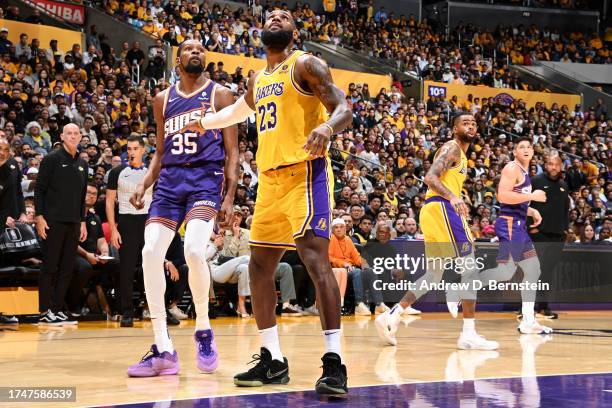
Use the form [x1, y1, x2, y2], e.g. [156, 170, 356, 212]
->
[253, 50, 328, 172]
[425, 140, 468, 200]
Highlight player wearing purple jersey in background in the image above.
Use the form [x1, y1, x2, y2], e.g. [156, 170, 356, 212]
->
[478, 136, 553, 335]
[126, 40, 238, 377]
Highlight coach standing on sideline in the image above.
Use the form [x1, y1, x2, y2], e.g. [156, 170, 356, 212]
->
[35, 124, 89, 326]
[528, 152, 569, 320]
[106, 136, 151, 327]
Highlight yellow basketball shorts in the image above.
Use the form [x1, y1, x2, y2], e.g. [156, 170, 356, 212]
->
[420, 196, 474, 259]
[249, 157, 334, 250]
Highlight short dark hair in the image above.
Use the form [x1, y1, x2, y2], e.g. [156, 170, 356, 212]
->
[127, 135, 144, 146]
[360, 216, 374, 224]
[514, 136, 532, 147]
[451, 112, 472, 127]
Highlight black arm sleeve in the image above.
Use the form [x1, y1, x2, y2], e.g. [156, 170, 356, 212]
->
[80, 160, 89, 222]
[34, 153, 53, 217]
[106, 165, 122, 190]
[14, 162, 25, 216]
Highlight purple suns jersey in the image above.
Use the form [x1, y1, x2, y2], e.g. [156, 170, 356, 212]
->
[161, 80, 224, 167]
[499, 162, 531, 220]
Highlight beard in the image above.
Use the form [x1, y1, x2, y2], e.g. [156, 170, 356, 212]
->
[456, 132, 474, 144]
[261, 28, 293, 51]
[184, 62, 204, 74]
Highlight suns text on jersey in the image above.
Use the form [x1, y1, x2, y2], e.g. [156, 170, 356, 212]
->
[164, 110, 206, 135]
[255, 82, 284, 104]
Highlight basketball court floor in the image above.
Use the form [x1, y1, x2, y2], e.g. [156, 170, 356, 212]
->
[1, 311, 612, 407]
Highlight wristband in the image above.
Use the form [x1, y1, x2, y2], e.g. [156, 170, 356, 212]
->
[322, 123, 334, 135]
[199, 117, 206, 130]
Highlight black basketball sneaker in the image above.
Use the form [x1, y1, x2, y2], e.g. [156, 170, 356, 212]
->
[234, 347, 290, 387]
[315, 352, 348, 396]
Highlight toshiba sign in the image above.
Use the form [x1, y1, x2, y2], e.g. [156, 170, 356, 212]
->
[24, 0, 85, 25]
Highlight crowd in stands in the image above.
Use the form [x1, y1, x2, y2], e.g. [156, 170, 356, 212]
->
[98, 0, 611, 91]
[0, 2, 610, 324]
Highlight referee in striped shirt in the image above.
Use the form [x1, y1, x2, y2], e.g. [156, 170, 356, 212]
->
[106, 135, 152, 327]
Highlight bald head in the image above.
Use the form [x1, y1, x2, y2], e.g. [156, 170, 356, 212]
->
[0, 137, 11, 164]
[61, 123, 83, 153]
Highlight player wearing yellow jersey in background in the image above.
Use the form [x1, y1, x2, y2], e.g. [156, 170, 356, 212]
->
[375, 113, 499, 351]
[181, 10, 352, 396]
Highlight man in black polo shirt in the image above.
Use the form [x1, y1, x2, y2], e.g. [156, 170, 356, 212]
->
[67, 184, 118, 315]
[35, 124, 89, 326]
[528, 152, 570, 319]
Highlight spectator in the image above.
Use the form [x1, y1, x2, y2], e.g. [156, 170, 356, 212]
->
[0, 137, 26, 229]
[164, 233, 190, 322]
[329, 218, 366, 315]
[67, 183, 118, 315]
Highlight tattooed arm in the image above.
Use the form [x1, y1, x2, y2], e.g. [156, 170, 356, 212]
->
[424, 142, 469, 216]
[294, 54, 352, 157]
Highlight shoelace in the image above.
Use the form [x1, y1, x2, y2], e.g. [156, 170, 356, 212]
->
[198, 335, 212, 356]
[246, 353, 268, 374]
[139, 347, 158, 364]
[321, 359, 341, 379]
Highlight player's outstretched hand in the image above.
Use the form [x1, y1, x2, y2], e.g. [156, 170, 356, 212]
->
[530, 189, 547, 202]
[130, 184, 146, 210]
[304, 124, 332, 158]
[217, 200, 234, 229]
[450, 196, 469, 217]
[180, 119, 203, 134]
[530, 208, 543, 228]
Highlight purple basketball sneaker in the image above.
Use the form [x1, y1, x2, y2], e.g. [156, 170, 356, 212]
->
[127, 345, 180, 377]
[195, 329, 218, 373]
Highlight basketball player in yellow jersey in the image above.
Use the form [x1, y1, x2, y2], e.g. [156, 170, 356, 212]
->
[181, 10, 352, 396]
[375, 113, 499, 351]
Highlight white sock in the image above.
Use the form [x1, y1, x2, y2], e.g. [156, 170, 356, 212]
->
[462, 318, 476, 335]
[142, 223, 176, 353]
[185, 219, 214, 331]
[324, 329, 342, 361]
[340, 297, 344, 307]
[389, 303, 404, 316]
[152, 317, 174, 353]
[522, 301, 535, 324]
[260, 326, 283, 361]
[282, 301, 290, 308]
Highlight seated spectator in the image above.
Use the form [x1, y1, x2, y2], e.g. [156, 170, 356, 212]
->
[67, 184, 118, 316]
[208, 210, 301, 317]
[164, 233, 189, 321]
[329, 218, 378, 316]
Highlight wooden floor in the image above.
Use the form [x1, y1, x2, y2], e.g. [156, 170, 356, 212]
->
[1, 311, 611, 407]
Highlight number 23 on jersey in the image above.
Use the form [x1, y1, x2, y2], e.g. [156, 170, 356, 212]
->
[257, 102, 277, 133]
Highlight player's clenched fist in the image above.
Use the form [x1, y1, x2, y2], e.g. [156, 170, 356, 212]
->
[304, 124, 332, 158]
[180, 119, 204, 134]
[450, 196, 469, 217]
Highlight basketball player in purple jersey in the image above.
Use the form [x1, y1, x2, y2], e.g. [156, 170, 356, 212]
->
[126, 40, 238, 377]
[478, 137, 552, 334]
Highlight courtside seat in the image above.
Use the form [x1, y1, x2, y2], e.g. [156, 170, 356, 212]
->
[0, 266, 20, 281]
